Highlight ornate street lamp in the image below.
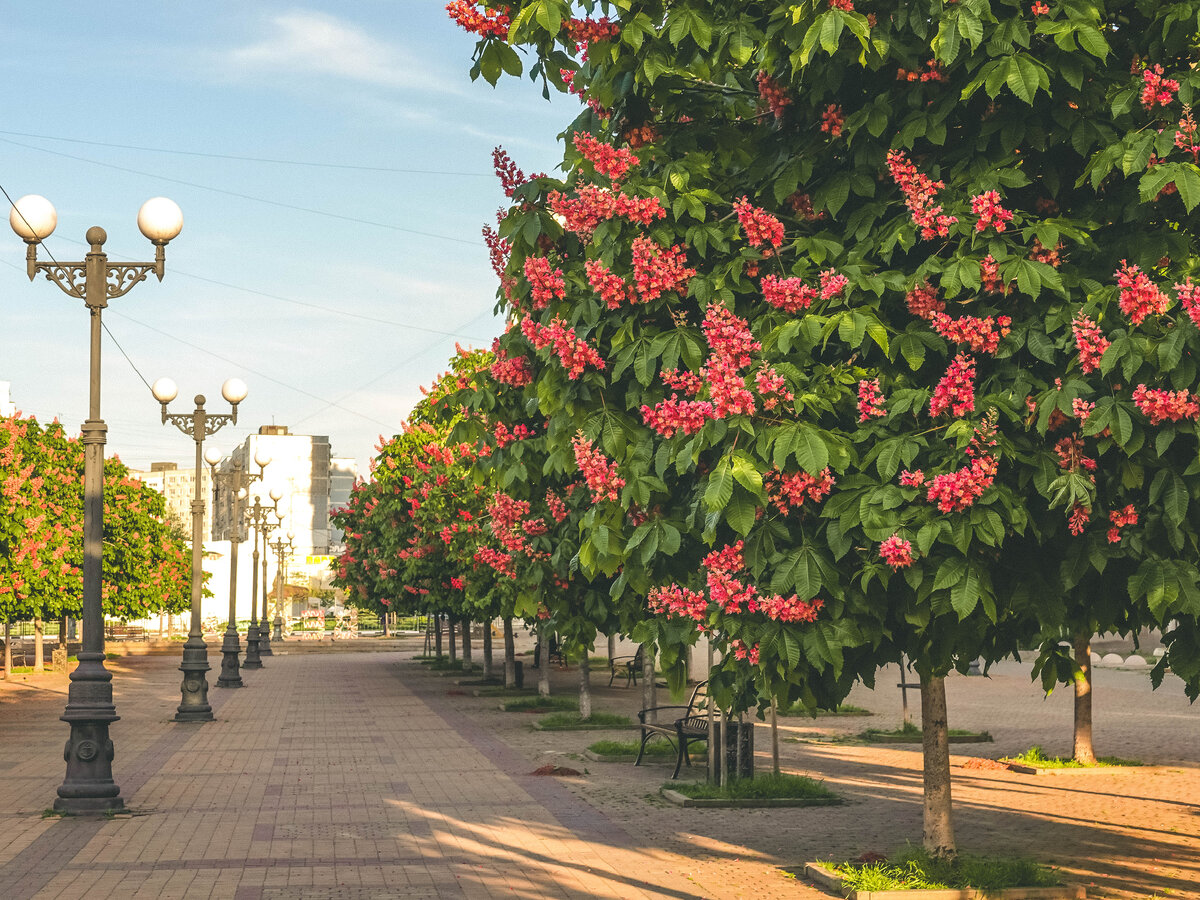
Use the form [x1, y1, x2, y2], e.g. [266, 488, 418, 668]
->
[11, 194, 183, 814]
[242, 491, 282, 669]
[204, 449, 272, 687]
[151, 378, 247, 720]
[269, 531, 295, 642]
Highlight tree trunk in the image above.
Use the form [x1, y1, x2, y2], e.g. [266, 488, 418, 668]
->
[607, 633, 616, 662]
[447, 616, 457, 665]
[168, 613, 175, 638]
[706, 638, 716, 783]
[382, 611, 390, 637]
[920, 673, 956, 859]
[3, 619, 11, 680]
[434, 613, 443, 658]
[33, 617, 44, 673]
[641, 642, 656, 721]
[503, 618, 516, 689]
[537, 623, 551, 697]
[579, 652, 592, 719]
[59, 614, 68, 648]
[1073, 629, 1097, 764]
[482, 623, 493, 680]
[461, 619, 472, 670]
[770, 699, 781, 776]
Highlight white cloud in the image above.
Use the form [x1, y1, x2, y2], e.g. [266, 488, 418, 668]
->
[226, 10, 458, 95]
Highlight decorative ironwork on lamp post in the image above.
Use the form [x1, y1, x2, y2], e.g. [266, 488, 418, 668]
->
[152, 378, 247, 720]
[269, 531, 295, 642]
[204, 449, 272, 687]
[242, 491, 282, 669]
[10, 193, 183, 814]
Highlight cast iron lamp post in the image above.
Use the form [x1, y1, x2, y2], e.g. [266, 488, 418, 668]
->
[10, 193, 183, 814]
[242, 491, 282, 669]
[259, 509, 283, 649]
[151, 378, 247, 720]
[203, 449, 272, 687]
[269, 531, 295, 641]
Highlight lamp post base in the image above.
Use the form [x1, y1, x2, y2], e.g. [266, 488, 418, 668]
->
[215, 628, 243, 688]
[243, 624, 263, 669]
[55, 652, 124, 815]
[258, 626, 273, 656]
[175, 637, 213, 722]
[272, 616, 284, 643]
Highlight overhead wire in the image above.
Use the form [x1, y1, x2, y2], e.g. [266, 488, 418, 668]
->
[0, 129, 494, 177]
[0, 136, 482, 246]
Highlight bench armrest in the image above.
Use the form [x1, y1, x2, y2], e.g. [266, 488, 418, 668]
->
[637, 704, 690, 724]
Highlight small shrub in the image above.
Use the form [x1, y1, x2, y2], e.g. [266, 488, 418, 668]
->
[666, 773, 836, 801]
[832, 846, 1062, 890]
[588, 738, 704, 757]
[537, 711, 629, 728]
[500, 695, 578, 712]
[1006, 745, 1141, 768]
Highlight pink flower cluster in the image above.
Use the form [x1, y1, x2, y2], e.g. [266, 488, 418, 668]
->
[520, 315, 605, 378]
[906, 281, 946, 319]
[546, 490, 569, 523]
[549, 184, 665, 239]
[647, 584, 709, 622]
[662, 369, 703, 394]
[970, 190, 1014, 233]
[704, 543, 824, 623]
[641, 397, 716, 437]
[572, 432, 625, 502]
[879, 534, 914, 569]
[1132, 385, 1200, 423]
[1055, 435, 1096, 473]
[929, 312, 1012, 354]
[929, 353, 976, 418]
[701, 304, 760, 417]
[447, 2, 509, 40]
[632, 237, 696, 302]
[491, 147, 540, 198]
[1107, 505, 1138, 543]
[1176, 278, 1200, 327]
[980, 255, 1006, 294]
[1174, 108, 1200, 161]
[1068, 503, 1090, 535]
[858, 378, 886, 422]
[572, 131, 638, 182]
[492, 421, 531, 449]
[1072, 398, 1095, 422]
[887, 149, 958, 239]
[819, 269, 848, 299]
[585, 259, 633, 308]
[566, 16, 620, 51]
[762, 275, 817, 312]
[899, 469, 925, 487]
[1141, 64, 1180, 111]
[1115, 260, 1170, 325]
[820, 104, 845, 137]
[765, 468, 836, 514]
[733, 197, 785, 249]
[730, 639, 761, 665]
[1072, 313, 1110, 373]
[483, 220, 510, 280]
[755, 367, 794, 410]
[490, 345, 533, 387]
[925, 416, 999, 513]
[756, 71, 791, 119]
[524, 256, 565, 308]
[474, 546, 515, 578]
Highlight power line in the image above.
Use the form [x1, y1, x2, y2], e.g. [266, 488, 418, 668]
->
[0, 137, 482, 246]
[0, 129, 494, 177]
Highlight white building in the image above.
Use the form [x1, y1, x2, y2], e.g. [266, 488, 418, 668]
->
[0, 381, 15, 417]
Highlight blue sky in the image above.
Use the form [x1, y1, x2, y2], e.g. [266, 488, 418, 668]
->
[0, 3, 569, 473]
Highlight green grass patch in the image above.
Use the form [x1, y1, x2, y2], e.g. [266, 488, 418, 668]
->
[861, 722, 989, 740]
[589, 738, 704, 757]
[1005, 745, 1141, 768]
[778, 702, 872, 717]
[536, 711, 630, 729]
[666, 773, 835, 801]
[500, 695, 578, 712]
[474, 685, 534, 696]
[827, 846, 1063, 890]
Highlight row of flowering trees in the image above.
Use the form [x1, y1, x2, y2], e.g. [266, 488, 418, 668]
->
[331, 0, 1200, 860]
[1, 414, 191, 669]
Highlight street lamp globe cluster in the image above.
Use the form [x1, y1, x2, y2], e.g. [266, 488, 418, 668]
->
[10, 194, 183, 814]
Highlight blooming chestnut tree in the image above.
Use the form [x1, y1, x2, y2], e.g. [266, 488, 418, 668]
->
[451, 0, 1200, 857]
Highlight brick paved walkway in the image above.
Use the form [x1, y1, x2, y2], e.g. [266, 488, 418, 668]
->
[0, 643, 1196, 899]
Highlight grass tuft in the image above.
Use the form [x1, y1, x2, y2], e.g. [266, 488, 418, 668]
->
[666, 773, 836, 801]
[830, 846, 1062, 890]
[538, 711, 629, 728]
[588, 738, 704, 757]
[1006, 745, 1141, 768]
[500, 695, 578, 712]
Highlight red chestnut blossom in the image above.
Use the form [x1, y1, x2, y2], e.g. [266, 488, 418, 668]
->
[1107, 504, 1138, 543]
[566, 16, 620, 51]
[1031, 1, 1050, 14]
[572, 431, 625, 502]
[879, 534, 914, 569]
[820, 104, 845, 137]
[662, 369, 703, 395]
[1141, 64, 1180, 111]
[819, 269, 849, 300]
[492, 421, 531, 449]
[1072, 313, 1111, 373]
[545, 490, 569, 523]
[631, 237, 695, 302]
[765, 468, 836, 514]
[929, 353, 976, 418]
[829, 0, 855, 9]
[733, 197, 785, 249]
[1174, 107, 1200, 161]
[1175, 278, 1200, 327]
[731, 639, 761, 665]
[524, 256, 565, 308]
[757, 593, 823, 623]
[1116, 261, 1170, 327]
[980, 255, 1006, 294]
[857, 378, 886, 422]
[929, 312, 1012, 354]
[1072, 398, 1095, 422]
[887, 150, 959, 239]
[585, 258, 634, 308]
[970, 190, 1014, 233]
[520, 315, 605, 378]
[762, 275, 818, 312]
[641, 396, 716, 437]
[648, 584, 709, 622]
[491, 147, 542, 198]
[906, 281, 946, 319]
[755, 71, 791, 119]
[926, 454, 998, 513]
[1132, 384, 1200, 423]
[490, 345, 533, 387]
[447, 2, 510, 40]
[549, 184, 665, 238]
[899, 469, 926, 487]
[701, 304, 760, 417]
[474, 546, 515, 578]
[1068, 504, 1090, 535]
[755, 367, 793, 410]
[1055, 435, 1096, 473]
[572, 131, 638, 182]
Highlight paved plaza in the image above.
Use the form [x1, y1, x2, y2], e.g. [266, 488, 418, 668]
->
[0, 639, 1196, 899]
